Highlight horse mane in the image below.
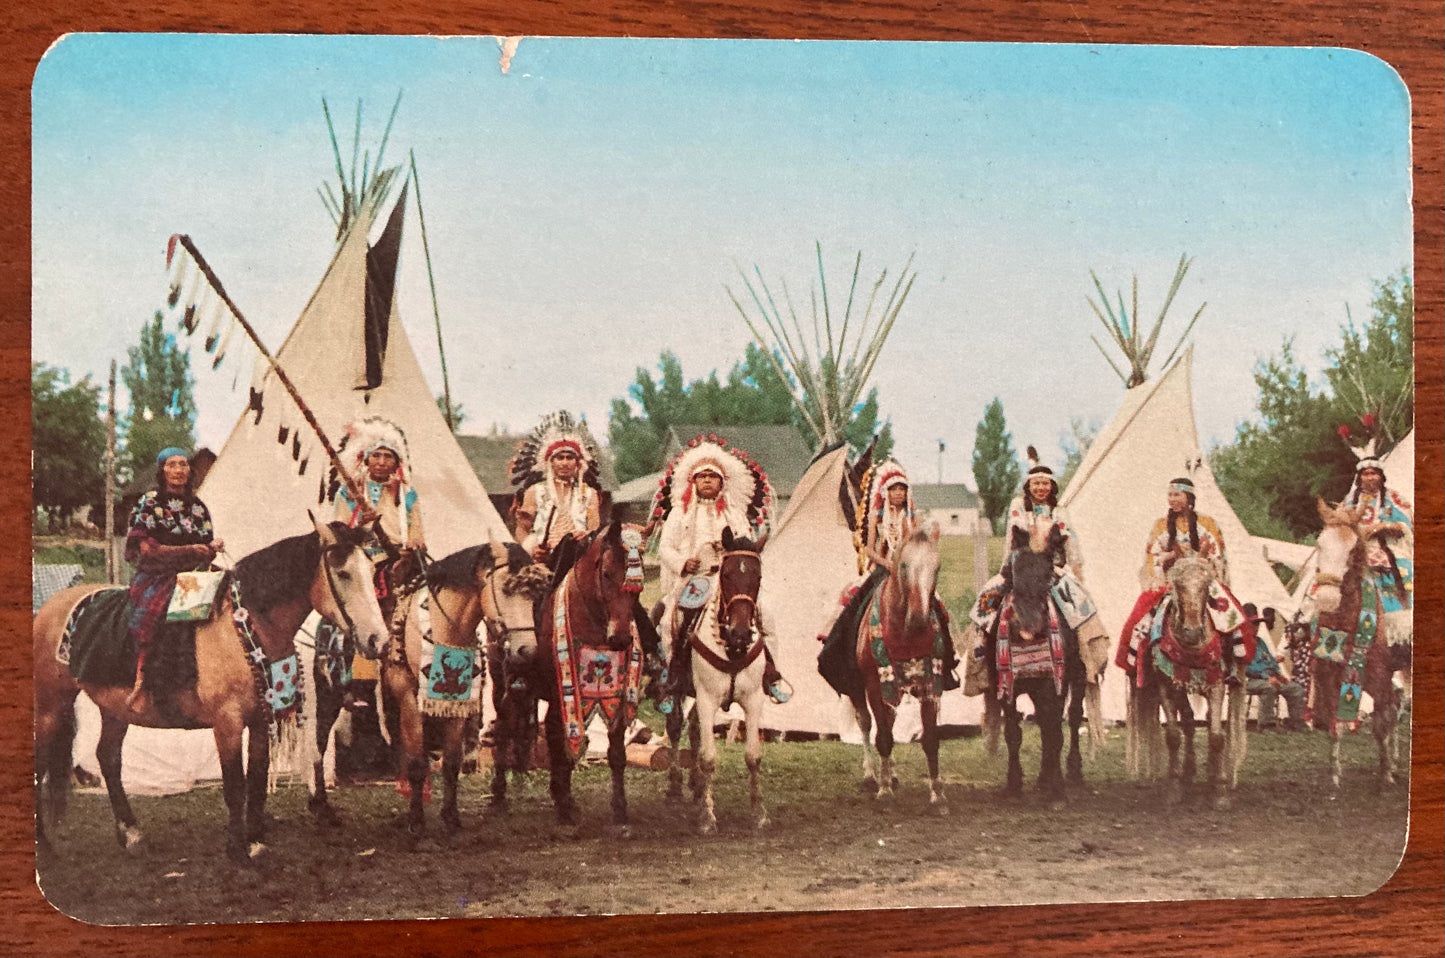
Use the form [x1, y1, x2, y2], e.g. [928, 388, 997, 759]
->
[233, 522, 365, 614]
[427, 541, 534, 591]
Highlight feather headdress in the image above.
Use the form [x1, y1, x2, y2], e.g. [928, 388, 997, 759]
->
[855, 457, 913, 571]
[507, 410, 602, 494]
[1338, 413, 1387, 500]
[649, 434, 770, 533]
[326, 416, 413, 501]
[1023, 445, 1058, 497]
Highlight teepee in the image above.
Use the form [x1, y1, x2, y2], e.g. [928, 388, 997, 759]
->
[758, 444, 865, 735]
[1060, 345, 1297, 721]
[192, 171, 510, 559]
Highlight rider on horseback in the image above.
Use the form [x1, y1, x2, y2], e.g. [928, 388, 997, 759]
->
[654, 436, 789, 704]
[330, 417, 427, 725]
[819, 457, 959, 698]
[124, 446, 224, 712]
[1340, 431, 1412, 686]
[964, 447, 1102, 692]
[510, 411, 603, 579]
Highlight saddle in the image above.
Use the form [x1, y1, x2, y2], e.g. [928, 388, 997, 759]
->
[61, 588, 201, 707]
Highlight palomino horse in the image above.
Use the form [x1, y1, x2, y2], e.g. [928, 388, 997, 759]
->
[983, 524, 1087, 800]
[662, 528, 770, 833]
[1125, 556, 1248, 809]
[33, 515, 389, 863]
[1309, 499, 1402, 792]
[489, 522, 647, 833]
[305, 542, 547, 842]
[849, 523, 948, 811]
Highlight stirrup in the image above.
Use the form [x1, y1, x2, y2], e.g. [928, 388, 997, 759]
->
[767, 677, 793, 705]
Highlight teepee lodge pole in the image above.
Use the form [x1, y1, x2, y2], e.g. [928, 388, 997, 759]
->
[409, 150, 454, 431]
[167, 234, 366, 505]
[105, 359, 117, 584]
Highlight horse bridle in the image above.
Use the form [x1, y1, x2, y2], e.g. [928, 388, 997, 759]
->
[483, 557, 538, 650]
[320, 543, 362, 643]
[717, 549, 761, 637]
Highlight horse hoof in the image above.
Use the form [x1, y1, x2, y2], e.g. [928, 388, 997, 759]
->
[611, 824, 633, 841]
[932, 801, 950, 818]
[665, 788, 685, 805]
[754, 816, 771, 831]
[891, 776, 900, 790]
[1003, 782, 1023, 800]
[1067, 769, 1085, 787]
[1211, 794, 1232, 812]
[226, 843, 251, 866]
[311, 804, 343, 829]
[861, 777, 879, 795]
[248, 842, 268, 860]
[117, 825, 143, 854]
[698, 820, 717, 836]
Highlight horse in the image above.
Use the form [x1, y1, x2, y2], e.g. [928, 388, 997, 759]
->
[982, 524, 1090, 801]
[33, 514, 389, 864]
[847, 522, 948, 811]
[489, 522, 647, 833]
[660, 528, 770, 833]
[304, 541, 547, 842]
[1124, 556, 1248, 810]
[1308, 499, 1402, 792]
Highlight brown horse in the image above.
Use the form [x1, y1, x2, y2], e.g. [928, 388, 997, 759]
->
[1309, 499, 1402, 792]
[305, 541, 547, 842]
[34, 515, 389, 864]
[1126, 556, 1248, 809]
[662, 527, 770, 833]
[489, 522, 646, 833]
[849, 522, 947, 811]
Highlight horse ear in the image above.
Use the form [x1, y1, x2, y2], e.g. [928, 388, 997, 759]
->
[1316, 497, 1332, 522]
[756, 532, 770, 551]
[604, 521, 621, 544]
[310, 510, 337, 550]
[1010, 526, 1028, 552]
[722, 527, 736, 550]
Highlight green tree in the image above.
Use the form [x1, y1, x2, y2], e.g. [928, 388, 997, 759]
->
[32, 363, 106, 531]
[609, 343, 893, 482]
[120, 311, 196, 482]
[437, 394, 466, 434]
[1214, 271, 1412, 540]
[972, 398, 1021, 534]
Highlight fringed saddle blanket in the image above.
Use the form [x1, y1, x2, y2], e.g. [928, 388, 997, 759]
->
[1312, 575, 1384, 730]
[552, 577, 643, 761]
[409, 591, 484, 719]
[1117, 583, 1254, 694]
[865, 590, 947, 707]
[995, 598, 1065, 704]
[60, 587, 202, 698]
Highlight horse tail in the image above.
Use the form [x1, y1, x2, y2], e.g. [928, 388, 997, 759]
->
[38, 697, 77, 832]
[1083, 680, 1106, 759]
[1227, 683, 1248, 786]
[982, 693, 1001, 757]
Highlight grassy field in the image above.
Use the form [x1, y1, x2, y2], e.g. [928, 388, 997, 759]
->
[32, 537, 114, 585]
[36, 714, 1410, 925]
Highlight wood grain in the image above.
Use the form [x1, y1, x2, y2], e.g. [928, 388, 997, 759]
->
[3, 2, 1440, 955]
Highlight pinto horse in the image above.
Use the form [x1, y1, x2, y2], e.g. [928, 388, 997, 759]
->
[662, 528, 770, 833]
[1124, 556, 1249, 809]
[983, 524, 1087, 800]
[34, 515, 389, 864]
[489, 522, 647, 832]
[1309, 499, 1402, 792]
[849, 522, 948, 811]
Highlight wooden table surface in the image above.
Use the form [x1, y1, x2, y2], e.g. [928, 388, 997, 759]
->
[2, 2, 1439, 954]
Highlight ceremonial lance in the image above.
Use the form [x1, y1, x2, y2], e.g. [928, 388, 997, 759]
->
[167, 233, 395, 553]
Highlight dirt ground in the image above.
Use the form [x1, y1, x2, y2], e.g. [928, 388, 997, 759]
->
[36, 723, 1410, 926]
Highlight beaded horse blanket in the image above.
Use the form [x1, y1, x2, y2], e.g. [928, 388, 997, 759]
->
[551, 577, 643, 761]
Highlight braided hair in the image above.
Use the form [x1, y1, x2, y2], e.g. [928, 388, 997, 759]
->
[1165, 486, 1200, 553]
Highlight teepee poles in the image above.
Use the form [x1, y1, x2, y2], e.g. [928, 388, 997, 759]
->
[1087, 253, 1205, 387]
[167, 234, 367, 506]
[729, 242, 915, 449]
[409, 149, 454, 431]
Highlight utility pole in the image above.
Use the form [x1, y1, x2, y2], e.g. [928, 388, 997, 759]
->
[105, 360, 117, 584]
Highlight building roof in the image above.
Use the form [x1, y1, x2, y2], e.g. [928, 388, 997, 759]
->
[614, 469, 666, 504]
[911, 482, 980, 510]
[663, 424, 814, 498]
[455, 432, 620, 494]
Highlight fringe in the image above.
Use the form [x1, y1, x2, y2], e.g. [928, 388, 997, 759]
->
[268, 717, 307, 794]
[1125, 685, 1140, 779]
[421, 697, 481, 719]
[983, 693, 1001, 758]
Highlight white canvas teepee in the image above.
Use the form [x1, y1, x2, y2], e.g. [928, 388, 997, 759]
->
[1060, 345, 1296, 722]
[758, 445, 865, 735]
[198, 192, 510, 560]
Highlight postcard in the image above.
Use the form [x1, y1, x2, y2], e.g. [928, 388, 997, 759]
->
[30, 35, 1413, 925]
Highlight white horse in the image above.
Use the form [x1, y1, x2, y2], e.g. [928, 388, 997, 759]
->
[663, 528, 770, 833]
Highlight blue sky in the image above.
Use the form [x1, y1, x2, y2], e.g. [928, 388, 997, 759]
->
[32, 36, 1412, 483]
